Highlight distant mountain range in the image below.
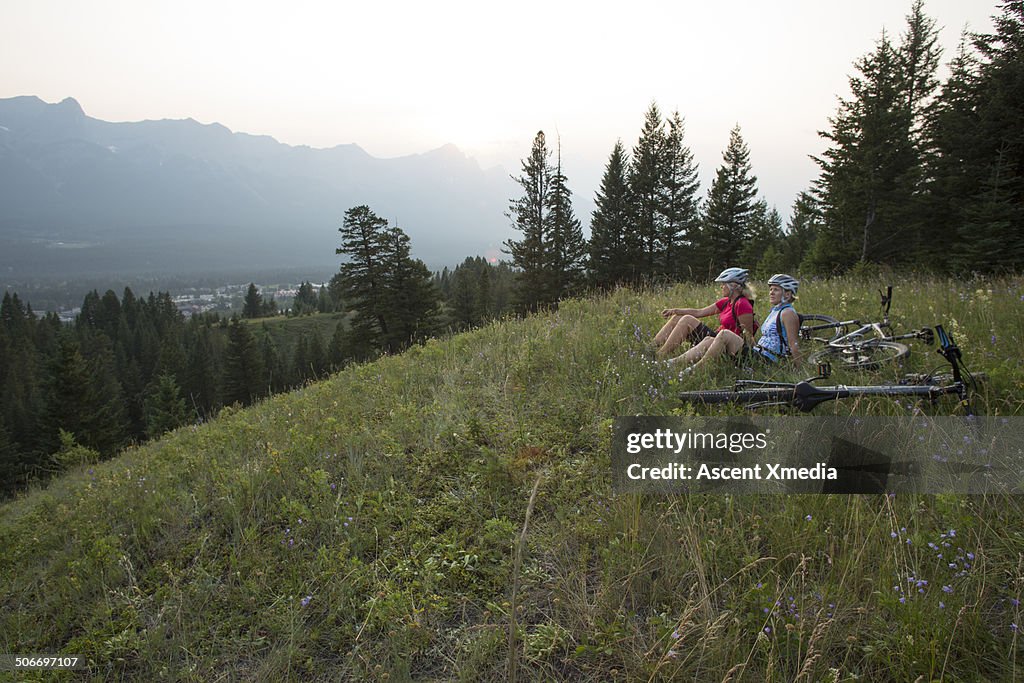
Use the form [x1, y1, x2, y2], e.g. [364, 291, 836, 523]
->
[0, 96, 515, 279]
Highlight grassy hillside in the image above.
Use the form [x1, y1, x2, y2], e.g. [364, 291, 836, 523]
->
[2, 276, 1023, 681]
[243, 312, 348, 347]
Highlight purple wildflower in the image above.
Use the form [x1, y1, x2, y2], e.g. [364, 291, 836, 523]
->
[301, 595, 312, 607]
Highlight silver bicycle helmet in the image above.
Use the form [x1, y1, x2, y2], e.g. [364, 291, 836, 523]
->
[767, 273, 799, 295]
[714, 267, 749, 285]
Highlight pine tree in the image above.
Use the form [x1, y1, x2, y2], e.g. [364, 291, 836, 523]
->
[924, 34, 983, 269]
[698, 125, 760, 276]
[0, 413, 20, 497]
[45, 333, 126, 457]
[505, 131, 553, 312]
[378, 225, 440, 351]
[812, 31, 918, 271]
[308, 329, 327, 378]
[222, 318, 265, 406]
[954, 2, 1024, 270]
[293, 333, 311, 383]
[629, 103, 667, 279]
[183, 322, 219, 417]
[293, 282, 318, 316]
[449, 259, 480, 329]
[1, 292, 45, 468]
[336, 205, 391, 349]
[243, 284, 264, 319]
[76, 331, 129, 456]
[783, 191, 824, 272]
[588, 140, 635, 287]
[899, 0, 942, 145]
[658, 111, 702, 279]
[328, 322, 346, 370]
[260, 332, 286, 392]
[739, 201, 785, 275]
[476, 260, 493, 321]
[545, 139, 587, 300]
[144, 373, 189, 439]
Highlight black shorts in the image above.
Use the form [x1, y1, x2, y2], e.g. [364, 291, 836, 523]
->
[687, 323, 716, 344]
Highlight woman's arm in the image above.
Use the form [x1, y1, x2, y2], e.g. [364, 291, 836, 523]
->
[737, 313, 755, 346]
[781, 308, 802, 364]
[661, 302, 719, 319]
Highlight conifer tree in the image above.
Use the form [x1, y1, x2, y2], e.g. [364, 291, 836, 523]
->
[811, 11, 938, 271]
[953, 2, 1024, 270]
[783, 191, 824, 272]
[505, 131, 553, 312]
[45, 334, 126, 457]
[698, 125, 760, 276]
[588, 140, 635, 287]
[378, 225, 440, 351]
[476, 260, 493, 321]
[629, 103, 667, 278]
[184, 323, 219, 417]
[546, 140, 587, 300]
[450, 260, 480, 329]
[144, 373, 188, 439]
[243, 284, 264, 319]
[0, 414, 19, 496]
[293, 333, 311, 383]
[738, 201, 785, 275]
[260, 332, 286, 392]
[658, 111, 702, 279]
[222, 318, 265, 405]
[923, 34, 982, 269]
[308, 328, 327, 378]
[328, 322, 346, 370]
[336, 205, 391, 349]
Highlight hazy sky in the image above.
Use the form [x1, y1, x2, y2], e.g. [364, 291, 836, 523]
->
[0, 0, 998, 223]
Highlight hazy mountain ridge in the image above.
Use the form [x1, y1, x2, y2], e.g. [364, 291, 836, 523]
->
[0, 96, 514, 277]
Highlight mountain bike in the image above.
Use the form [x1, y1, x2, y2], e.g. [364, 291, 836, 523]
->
[799, 286, 935, 370]
[678, 325, 979, 415]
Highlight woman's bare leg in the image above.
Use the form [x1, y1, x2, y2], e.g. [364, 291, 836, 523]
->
[653, 315, 682, 346]
[688, 330, 745, 372]
[668, 335, 715, 367]
[656, 315, 700, 358]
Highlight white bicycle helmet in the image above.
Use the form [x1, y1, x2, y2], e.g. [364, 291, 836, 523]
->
[767, 273, 799, 295]
[714, 267, 749, 285]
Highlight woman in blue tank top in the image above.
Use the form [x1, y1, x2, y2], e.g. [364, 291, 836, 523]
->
[676, 274, 803, 373]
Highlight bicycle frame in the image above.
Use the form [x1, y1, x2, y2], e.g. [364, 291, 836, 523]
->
[679, 324, 976, 414]
[804, 286, 934, 348]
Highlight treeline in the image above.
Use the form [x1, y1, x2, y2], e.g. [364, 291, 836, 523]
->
[504, 1, 1023, 311]
[0, 289, 339, 496]
[0, 219, 518, 496]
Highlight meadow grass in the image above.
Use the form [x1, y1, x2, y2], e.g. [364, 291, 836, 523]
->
[1, 274, 1023, 681]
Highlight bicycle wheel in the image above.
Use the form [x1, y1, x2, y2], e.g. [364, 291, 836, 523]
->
[798, 314, 847, 343]
[808, 341, 910, 371]
[679, 387, 795, 406]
